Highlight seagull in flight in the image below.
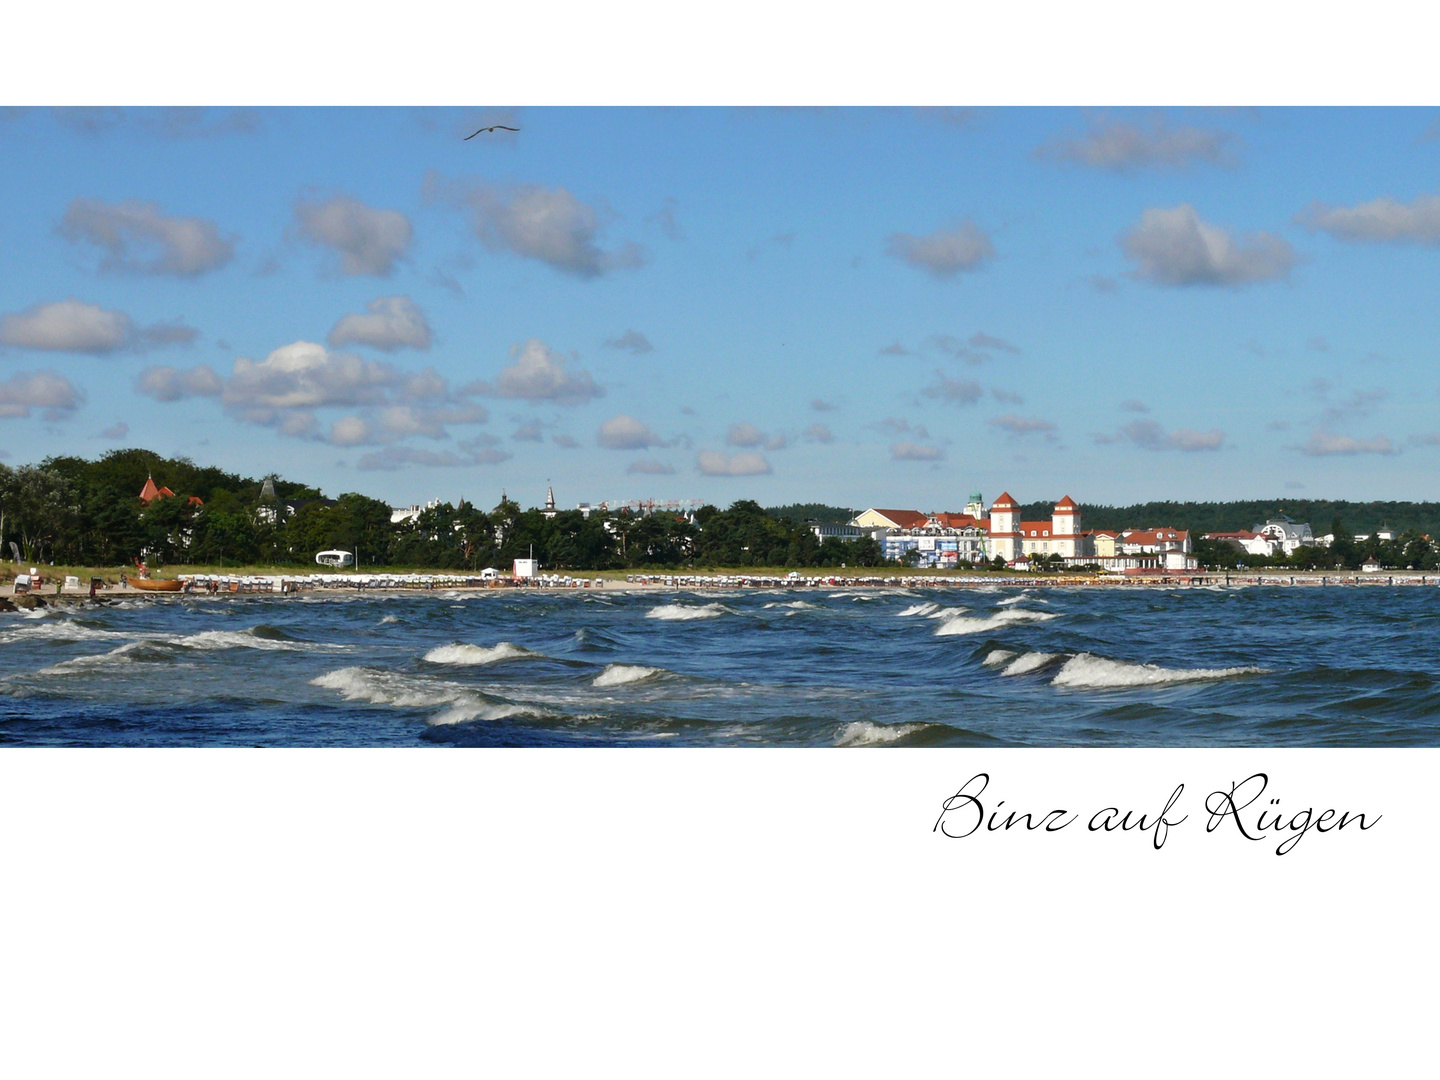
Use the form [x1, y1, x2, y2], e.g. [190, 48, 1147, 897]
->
[465, 124, 520, 140]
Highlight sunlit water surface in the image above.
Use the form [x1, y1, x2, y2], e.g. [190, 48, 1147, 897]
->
[2, 585, 1436, 746]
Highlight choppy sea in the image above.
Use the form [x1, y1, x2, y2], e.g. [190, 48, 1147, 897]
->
[1, 584, 1436, 746]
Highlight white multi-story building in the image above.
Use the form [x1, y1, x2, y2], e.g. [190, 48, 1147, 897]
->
[1252, 516, 1314, 555]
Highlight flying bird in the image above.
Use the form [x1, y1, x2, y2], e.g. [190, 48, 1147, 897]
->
[465, 125, 519, 140]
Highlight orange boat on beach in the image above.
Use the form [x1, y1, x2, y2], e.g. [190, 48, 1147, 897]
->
[128, 577, 186, 592]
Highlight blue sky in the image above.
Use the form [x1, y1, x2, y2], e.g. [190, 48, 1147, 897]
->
[2, 106, 1439, 510]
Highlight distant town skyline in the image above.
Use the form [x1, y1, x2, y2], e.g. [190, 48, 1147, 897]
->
[3, 107, 1439, 509]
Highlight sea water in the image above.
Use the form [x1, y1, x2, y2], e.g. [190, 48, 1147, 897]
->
[1, 585, 1436, 746]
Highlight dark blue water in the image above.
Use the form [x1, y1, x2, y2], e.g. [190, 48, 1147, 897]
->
[1, 584, 1436, 746]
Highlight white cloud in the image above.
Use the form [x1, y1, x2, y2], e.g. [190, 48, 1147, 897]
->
[357, 443, 512, 471]
[890, 442, 943, 461]
[627, 459, 675, 475]
[1299, 430, 1397, 456]
[1039, 116, 1235, 171]
[427, 174, 644, 278]
[1121, 204, 1296, 287]
[141, 341, 488, 447]
[921, 372, 982, 405]
[726, 422, 787, 450]
[697, 450, 772, 476]
[224, 341, 398, 415]
[803, 423, 833, 444]
[58, 197, 234, 276]
[1299, 193, 1440, 246]
[0, 298, 133, 353]
[135, 364, 224, 401]
[140, 320, 200, 348]
[647, 197, 683, 241]
[327, 296, 432, 351]
[467, 339, 604, 406]
[1099, 419, 1225, 451]
[989, 414, 1058, 437]
[295, 194, 413, 276]
[876, 417, 928, 439]
[604, 329, 654, 354]
[597, 414, 666, 450]
[885, 221, 994, 278]
[0, 371, 82, 420]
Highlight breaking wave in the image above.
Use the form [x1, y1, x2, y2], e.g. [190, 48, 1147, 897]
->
[423, 641, 538, 666]
[646, 603, 728, 621]
[836, 721, 928, 746]
[982, 649, 1017, 667]
[762, 600, 817, 610]
[593, 663, 660, 687]
[1001, 651, 1060, 676]
[934, 609, 1060, 636]
[1051, 653, 1267, 688]
[997, 592, 1049, 606]
[311, 667, 537, 725]
[897, 602, 940, 617]
[37, 641, 155, 675]
[168, 626, 314, 652]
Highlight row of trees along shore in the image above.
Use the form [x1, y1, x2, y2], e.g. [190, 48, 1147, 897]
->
[0, 450, 885, 571]
[1, 449, 1436, 571]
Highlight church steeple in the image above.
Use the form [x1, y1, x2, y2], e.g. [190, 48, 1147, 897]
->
[543, 482, 557, 519]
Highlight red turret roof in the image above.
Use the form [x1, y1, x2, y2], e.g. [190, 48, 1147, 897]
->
[138, 476, 175, 504]
[1054, 495, 1078, 511]
[991, 492, 1019, 510]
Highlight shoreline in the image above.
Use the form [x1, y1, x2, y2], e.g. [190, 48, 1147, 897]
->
[5, 567, 1438, 607]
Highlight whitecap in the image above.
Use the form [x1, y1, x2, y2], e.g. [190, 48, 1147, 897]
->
[836, 721, 928, 746]
[897, 602, 940, 617]
[981, 649, 1016, 667]
[645, 603, 728, 621]
[933, 609, 1060, 636]
[36, 641, 150, 675]
[167, 628, 314, 652]
[378, 614, 400, 625]
[593, 663, 660, 687]
[996, 592, 1049, 606]
[1001, 651, 1060, 676]
[1051, 653, 1266, 688]
[762, 600, 817, 610]
[925, 606, 970, 620]
[423, 641, 538, 666]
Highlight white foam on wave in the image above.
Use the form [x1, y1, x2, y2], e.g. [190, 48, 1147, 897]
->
[996, 592, 1049, 606]
[925, 606, 970, 621]
[982, 649, 1016, 667]
[1051, 653, 1266, 689]
[423, 641, 537, 666]
[0, 620, 128, 644]
[836, 721, 928, 746]
[1001, 651, 1059, 676]
[36, 641, 151, 675]
[378, 614, 400, 625]
[897, 602, 939, 617]
[593, 663, 660, 687]
[311, 666, 536, 726]
[762, 600, 817, 610]
[645, 603, 728, 621]
[168, 628, 315, 652]
[933, 609, 1059, 636]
